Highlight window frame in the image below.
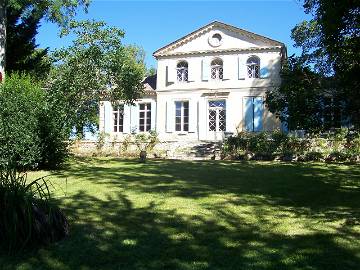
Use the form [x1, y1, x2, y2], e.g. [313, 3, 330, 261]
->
[246, 56, 260, 79]
[176, 61, 189, 83]
[210, 58, 223, 81]
[113, 104, 124, 133]
[175, 100, 189, 132]
[138, 102, 152, 132]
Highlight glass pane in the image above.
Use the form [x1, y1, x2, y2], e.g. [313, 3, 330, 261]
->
[209, 110, 216, 131]
[175, 124, 181, 131]
[176, 108, 181, 117]
[175, 117, 181, 124]
[146, 118, 151, 125]
[140, 112, 145, 118]
[140, 119, 144, 125]
[147, 103, 151, 110]
[184, 124, 189, 131]
[146, 125, 151, 131]
[147, 111, 151, 118]
[183, 101, 189, 109]
[139, 104, 145, 110]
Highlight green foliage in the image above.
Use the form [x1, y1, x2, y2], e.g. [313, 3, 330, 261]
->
[0, 74, 69, 170]
[266, 57, 327, 132]
[0, 170, 69, 253]
[49, 20, 146, 135]
[0, 74, 43, 170]
[134, 130, 159, 152]
[223, 129, 359, 162]
[5, 4, 51, 79]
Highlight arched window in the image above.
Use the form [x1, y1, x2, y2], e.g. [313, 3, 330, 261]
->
[247, 56, 260, 78]
[176, 61, 188, 82]
[211, 58, 223, 80]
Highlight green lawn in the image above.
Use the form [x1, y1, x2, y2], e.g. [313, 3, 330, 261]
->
[1, 158, 360, 270]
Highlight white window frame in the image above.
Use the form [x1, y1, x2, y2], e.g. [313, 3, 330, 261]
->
[113, 104, 124, 133]
[247, 56, 260, 78]
[139, 103, 151, 132]
[210, 58, 223, 80]
[175, 100, 189, 132]
[176, 61, 188, 83]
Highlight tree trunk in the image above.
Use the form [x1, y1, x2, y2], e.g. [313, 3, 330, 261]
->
[0, 1, 6, 81]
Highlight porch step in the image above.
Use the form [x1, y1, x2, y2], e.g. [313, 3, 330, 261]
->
[166, 141, 222, 160]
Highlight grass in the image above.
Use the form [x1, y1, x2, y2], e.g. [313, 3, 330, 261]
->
[1, 157, 359, 270]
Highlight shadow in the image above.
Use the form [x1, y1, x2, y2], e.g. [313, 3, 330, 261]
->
[1, 158, 359, 270]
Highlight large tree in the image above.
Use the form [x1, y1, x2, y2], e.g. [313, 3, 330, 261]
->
[5, 4, 50, 79]
[266, 0, 359, 131]
[48, 20, 146, 136]
[0, 0, 90, 80]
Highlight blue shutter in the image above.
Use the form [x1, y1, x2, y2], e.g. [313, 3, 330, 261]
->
[104, 101, 113, 133]
[253, 97, 263, 132]
[260, 60, 270, 78]
[151, 100, 156, 131]
[244, 97, 254, 132]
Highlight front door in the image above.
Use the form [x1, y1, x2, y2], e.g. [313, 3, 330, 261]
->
[207, 100, 226, 140]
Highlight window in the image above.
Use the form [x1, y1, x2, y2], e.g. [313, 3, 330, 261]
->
[113, 104, 124, 132]
[175, 101, 189, 132]
[176, 61, 188, 82]
[208, 100, 226, 132]
[139, 103, 151, 132]
[247, 56, 260, 78]
[210, 58, 223, 80]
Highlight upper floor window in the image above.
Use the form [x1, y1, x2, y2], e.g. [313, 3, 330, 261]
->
[247, 56, 260, 78]
[113, 104, 124, 132]
[211, 58, 223, 80]
[139, 103, 151, 132]
[176, 61, 188, 82]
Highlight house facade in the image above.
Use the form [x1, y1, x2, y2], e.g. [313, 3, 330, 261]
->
[99, 21, 287, 142]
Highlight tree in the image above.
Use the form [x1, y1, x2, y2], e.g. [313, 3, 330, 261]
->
[5, 4, 51, 79]
[266, 0, 359, 131]
[0, 0, 90, 79]
[48, 20, 146, 136]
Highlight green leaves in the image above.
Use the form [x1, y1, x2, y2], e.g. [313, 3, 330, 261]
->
[49, 20, 146, 134]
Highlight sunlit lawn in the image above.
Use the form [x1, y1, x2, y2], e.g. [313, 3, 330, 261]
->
[1, 157, 359, 270]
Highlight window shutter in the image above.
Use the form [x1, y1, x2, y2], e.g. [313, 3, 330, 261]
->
[222, 59, 231, 80]
[187, 63, 195, 82]
[104, 101, 113, 133]
[189, 99, 197, 133]
[201, 59, 209, 81]
[253, 97, 263, 132]
[151, 100, 157, 131]
[166, 100, 174, 132]
[123, 104, 131, 133]
[243, 97, 254, 132]
[260, 60, 270, 78]
[238, 57, 246, 80]
[225, 100, 231, 132]
[130, 104, 139, 133]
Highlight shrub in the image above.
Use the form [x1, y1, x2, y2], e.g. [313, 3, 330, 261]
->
[0, 74, 69, 170]
[305, 151, 324, 161]
[0, 171, 69, 253]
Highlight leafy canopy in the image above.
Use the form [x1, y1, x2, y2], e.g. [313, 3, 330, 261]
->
[49, 20, 146, 134]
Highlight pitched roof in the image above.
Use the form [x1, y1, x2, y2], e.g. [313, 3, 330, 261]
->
[153, 21, 285, 58]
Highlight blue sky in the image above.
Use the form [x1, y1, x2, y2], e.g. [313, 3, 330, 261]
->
[36, 0, 311, 68]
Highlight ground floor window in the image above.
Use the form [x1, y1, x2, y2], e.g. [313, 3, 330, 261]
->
[175, 101, 189, 132]
[139, 103, 151, 132]
[113, 104, 124, 132]
[208, 100, 226, 132]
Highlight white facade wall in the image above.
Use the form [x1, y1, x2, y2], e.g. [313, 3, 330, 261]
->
[99, 22, 285, 142]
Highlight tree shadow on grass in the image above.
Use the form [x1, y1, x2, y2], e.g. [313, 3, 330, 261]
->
[56, 158, 360, 222]
[2, 190, 359, 270]
[2, 158, 359, 270]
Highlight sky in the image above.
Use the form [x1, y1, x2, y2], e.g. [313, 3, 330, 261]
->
[36, 0, 312, 69]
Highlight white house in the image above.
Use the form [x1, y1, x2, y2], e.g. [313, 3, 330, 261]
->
[99, 21, 287, 143]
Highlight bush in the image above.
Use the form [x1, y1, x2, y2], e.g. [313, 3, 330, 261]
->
[0, 74, 69, 170]
[305, 151, 324, 161]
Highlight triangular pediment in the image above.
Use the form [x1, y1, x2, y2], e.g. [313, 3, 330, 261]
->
[153, 21, 284, 57]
